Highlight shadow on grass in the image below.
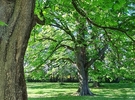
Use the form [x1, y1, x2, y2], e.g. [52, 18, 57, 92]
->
[27, 83, 135, 100]
[99, 83, 135, 89]
[27, 82, 78, 89]
[27, 82, 135, 90]
[28, 95, 135, 100]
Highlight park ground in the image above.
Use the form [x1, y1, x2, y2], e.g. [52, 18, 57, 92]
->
[27, 82, 135, 100]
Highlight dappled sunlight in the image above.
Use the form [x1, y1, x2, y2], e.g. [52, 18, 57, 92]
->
[92, 87, 135, 99]
[27, 83, 135, 100]
[28, 88, 77, 98]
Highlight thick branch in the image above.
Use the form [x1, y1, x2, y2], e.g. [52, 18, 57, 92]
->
[25, 39, 74, 73]
[51, 21, 76, 42]
[72, 0, 135, 43]
[32, 15, 45, 27]
[72, 0, 124, 31]
[38, 37, 74, 51]
[85, 44, 108, 68]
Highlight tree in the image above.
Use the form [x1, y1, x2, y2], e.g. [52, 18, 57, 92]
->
[25, 0, 135, 96]
[23, 0, 135, 95]
[25, 0, 108, 96]
[0, 0, 36, 99]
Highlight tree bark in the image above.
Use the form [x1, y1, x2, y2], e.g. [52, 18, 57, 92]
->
[75, 20, 94, 95]
[0, 0, 35, 100]
[76, 46, 94, 96]
[92, 81, 100, 88]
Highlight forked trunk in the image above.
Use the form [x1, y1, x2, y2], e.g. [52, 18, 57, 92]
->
[0, 0, 35, 100]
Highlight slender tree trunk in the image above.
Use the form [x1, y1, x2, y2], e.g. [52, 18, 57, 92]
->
[92, 81, 100, 87]
[0, 0, 35, 100]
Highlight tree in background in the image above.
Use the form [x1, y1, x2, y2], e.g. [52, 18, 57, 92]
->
[25, 0, 135, 96]
[25, 6, 107, 96]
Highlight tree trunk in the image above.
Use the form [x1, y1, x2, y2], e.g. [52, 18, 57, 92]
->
[0, 0, 35, 100]
[75, 42, 94, 96]
[76, 51, 94, 95]
[77, 65, 94, 96]
[92, 81, 100, 88]
[74, 18, 94, 96]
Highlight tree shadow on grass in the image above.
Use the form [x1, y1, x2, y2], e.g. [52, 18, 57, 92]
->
[99, 83, 135, 89]
[28, 95, 135, 100]
[27, 82, 78, 89]
[27, 83, 135, 100]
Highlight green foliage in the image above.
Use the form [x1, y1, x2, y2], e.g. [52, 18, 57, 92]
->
[0, 21, 7, 26]
[25, 0, 135, 83]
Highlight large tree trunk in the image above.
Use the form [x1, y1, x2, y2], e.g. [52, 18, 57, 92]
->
[77, 66, 94, 95]
[75, 20, 94, 95]
[0, 0, 35, 100]
[76, 47, 94, 96]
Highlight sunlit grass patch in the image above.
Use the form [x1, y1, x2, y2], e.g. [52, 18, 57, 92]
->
[28, 88, 77, 98]
[27, 82, 135, 100]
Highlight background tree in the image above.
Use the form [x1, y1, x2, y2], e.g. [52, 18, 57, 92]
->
[25, 0, 104, 96]
[25, 0, 135, 96]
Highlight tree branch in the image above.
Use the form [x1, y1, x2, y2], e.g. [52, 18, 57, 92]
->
[58, 57, 74, 63]
[38, 37, 57, 42]
[38, 36, 74, 51]
[25, 42, 61, 73]
[72, 0, 124, 31]
[33, 15, 45, 26]
[85, 44, 108, 68]
[50, 20, 76, 42]
[72, 0, 135, 43]
[60, 44, 74, 51]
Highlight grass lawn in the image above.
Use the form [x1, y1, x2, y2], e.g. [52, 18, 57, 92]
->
[27, 82, 135, 100]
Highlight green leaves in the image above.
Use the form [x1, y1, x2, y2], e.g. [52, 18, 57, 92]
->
[113, 0, 126, 11]
[0, 21, 7, 26]
[25, 0, 135, 83]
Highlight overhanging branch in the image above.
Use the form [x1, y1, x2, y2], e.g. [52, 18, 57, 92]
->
[25, 42, 61, 73]
[38, 37, 57, 42]
[50, 19, 76, 42]
[71, 0, 125, 32]
[72, 0, 135, 43]
[60, 44, 74, 51]
[37, 36, 74, 51]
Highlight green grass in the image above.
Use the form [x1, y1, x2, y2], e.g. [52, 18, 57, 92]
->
[27, 82, 135, 100]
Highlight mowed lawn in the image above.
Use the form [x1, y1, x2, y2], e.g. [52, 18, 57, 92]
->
[27, 82, 135, 100]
